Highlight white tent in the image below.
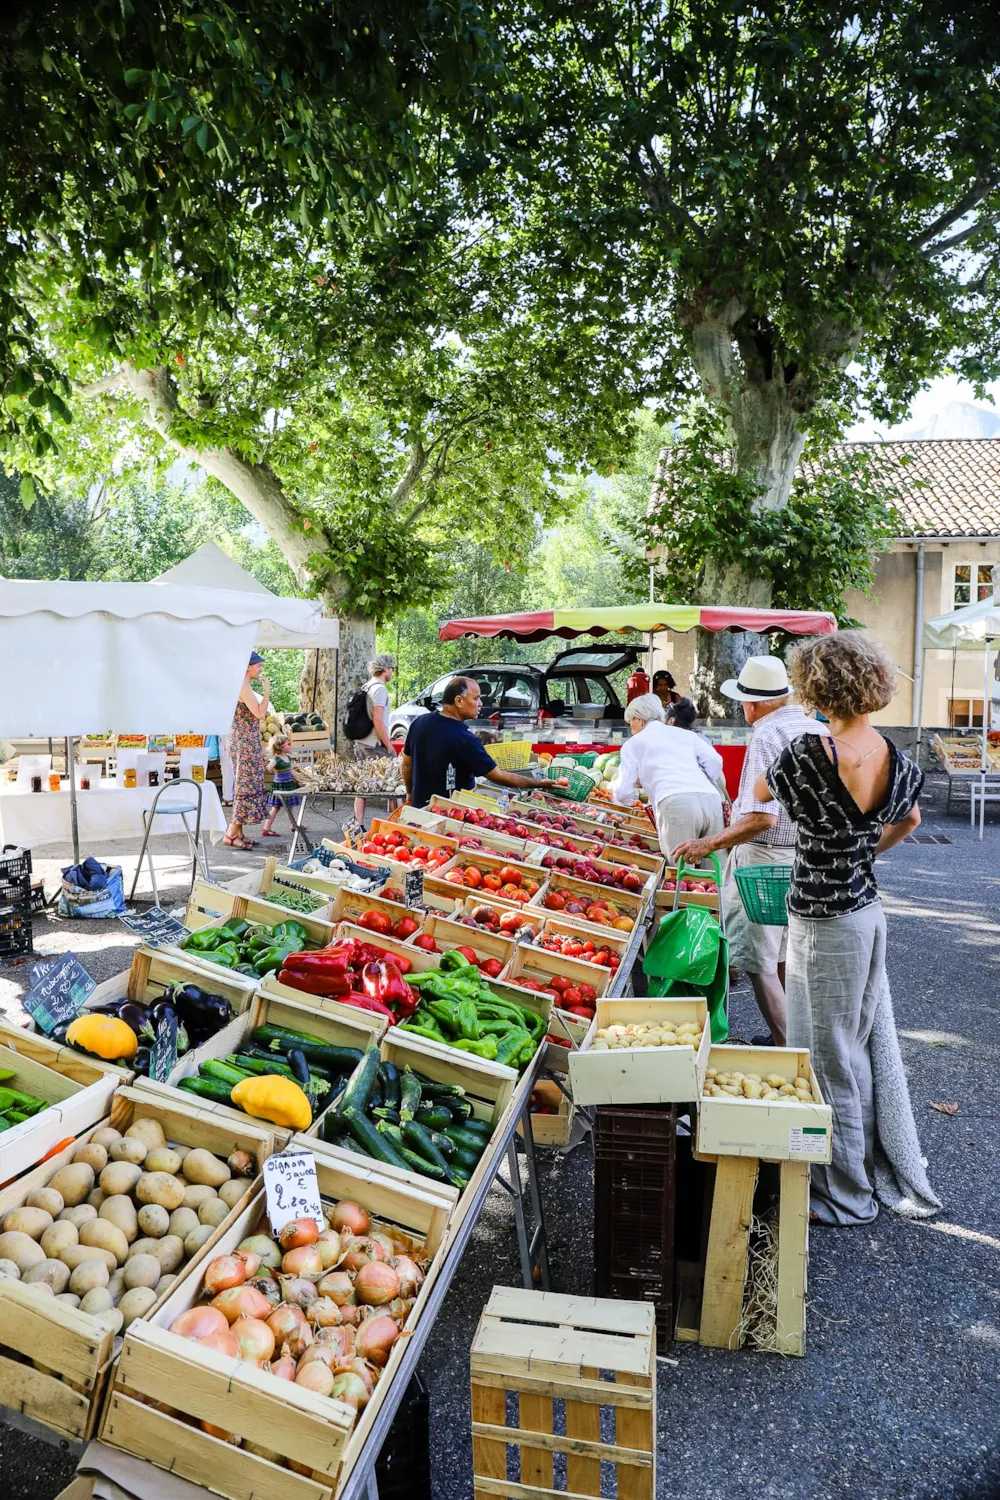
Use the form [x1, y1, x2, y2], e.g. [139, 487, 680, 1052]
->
[922, 594, 1000, 651]
[0, 577, 321, 737]
[155, 542, 340, 650]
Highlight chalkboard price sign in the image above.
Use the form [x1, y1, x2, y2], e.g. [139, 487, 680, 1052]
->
[341, 816, 366, 849]
[263, 1150, 324, 1236]
[120, 907, 191, 948]
[23, 953, 95, 1035]
[151, 1011, 179, 1083]
[403, 867, 424, 908]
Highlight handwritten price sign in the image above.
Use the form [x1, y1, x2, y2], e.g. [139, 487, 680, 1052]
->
[263, 1149, 325, 1236]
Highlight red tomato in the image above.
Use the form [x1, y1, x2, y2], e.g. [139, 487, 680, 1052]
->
[456, 945, 480, 967]
[391, 915, 420, 939]
[358, 910, 392, 935]
[412, 934, 440, 952]
[577, 982, 597, 1004]
[565, 941, 584, 957]
[561, 985, 582, 1007]
[481, 958, 504, 978]
[498, 866, 522, 886]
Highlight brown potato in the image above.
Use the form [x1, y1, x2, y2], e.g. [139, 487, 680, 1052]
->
[2, 1207, 53, 1241]
[218, 1178, 253, 1211]
[107, 1269, 126, 1304]
[183, 1224, 215, 1257]
[60, 1245, 117, 1275]
[154, 1274, 176, 1296]
[25, 1188, 64, 1218]
[151, 1235, 185, 1274]
[80, 1219, 129, 1267]
[0, 1259, 21, 1279]
[137, 1204, 170, 1239]
[99, 1162, 142, 1198]
[118, 1286, 157, 1327]
[55, 1293, 81, 1308]
[58, 1204, 98, 1229]
[109, 1137, 147, 1166]
[93, 1307, 125, 1334]
[124, 1118, 166, 1151]
[181, 1184, 218, 1210]
[100, 1196, 139, 1243]
[0, 1232, 46, 1274]
[197, 1197, 230, 1229]
[90, 1127, 123, 1149]
[181, 1149, 230, 1188]
[69, 1259, 110, 1296]
[86, 1189, 106, 1210]
[167, 1206, 200, 1240]
[46, 1164, 95, 1207]
[143, 1148, 182, 1175]
[23, 1259, 71, 1294]
[123, 1254, 161, 1291]
[135, 1172, 186, 1211]
[72, 1143, 109, 1174]
[40, 1222, 79, 1260]
[79, 1287, 114, 1315]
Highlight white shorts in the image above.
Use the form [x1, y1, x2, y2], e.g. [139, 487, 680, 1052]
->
[723, 841, 794, 977]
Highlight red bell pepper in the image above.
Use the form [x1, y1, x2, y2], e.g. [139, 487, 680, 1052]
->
[281, 947, 353, 976]
[277, 967, 352, 998]
[339, 991, 395, 1022]
[358, 944, 412, 975]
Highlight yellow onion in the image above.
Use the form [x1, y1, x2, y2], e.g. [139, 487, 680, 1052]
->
[329, 1200, 370, 1237]
[279, 1217, 320, 1252]
[202, 1419, 240, 1444]
[232, 1316, 275, 1365]
[298, 1342, 340, 1372]
[339, 1303, 362, 1326]
[356, 1315, 400, 1367]
[316, 1324, 355, 1358]
[387, 1297, 415, 1324]
[390, 1257, 424, 1299]
[197, 1328, 241, 1359]
[307, 1298, 342, 1327]
[238, 1235, 282, 1271]
[317, 1270, 356, 1304]
[268, 1344, 298, 1381]
[247, 1275, 281, 1309]
[295, 1361, 334, 1396]
[340, 1237, 385, 1272]
[170, 1306, 229, 1341]
[267, 1302, 307, 1343]
[228, 1148, 255, 1177]
[369, 1231, 396, 1260]
[331, 1372, 371, 1410]
[203, 1254, 247, 1297]
[315, 1229, 342, 1269]
[354, 1262, 400, 1307]
[235, 1249, 261, 1278]
[211, 1285, 274, 1324]
[279, 1274, 318, 1309]
[340, 1357, 378, 1395]
[282, 1244, 324, 1278]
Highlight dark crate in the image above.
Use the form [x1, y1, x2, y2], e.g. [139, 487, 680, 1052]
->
[0, 845, 31, 884]
[375, 1370, 431, 1500]
[0, 905, 32, 959]
[0, 875, 31, 912]
[594, 1103, 692, 1353]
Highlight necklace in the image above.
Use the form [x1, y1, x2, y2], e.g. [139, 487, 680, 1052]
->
[831, 732, 882, 769]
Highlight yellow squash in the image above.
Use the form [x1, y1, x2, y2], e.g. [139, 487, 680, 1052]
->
[231, 1074, 312, 1131]
[66, 1013, 138, 1061]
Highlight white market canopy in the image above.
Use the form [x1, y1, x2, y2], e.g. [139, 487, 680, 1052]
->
[155, 542, 340, 650]
[922, 594, 1000, 651]
[0, 577, 322, 736]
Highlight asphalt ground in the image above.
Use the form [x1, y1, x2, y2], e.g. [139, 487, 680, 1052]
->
[1, 774, 998, 1500]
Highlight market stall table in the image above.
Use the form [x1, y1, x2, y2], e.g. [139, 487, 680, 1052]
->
[0, 778, 227, 850]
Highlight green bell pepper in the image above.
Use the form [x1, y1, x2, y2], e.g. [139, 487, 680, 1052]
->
[425, 997, 462, 1036]
[272, 920, 309, 947]
[206, 941, 241, 968]
[439, 950, 477, 974]
[218, 918, 250, 941]
[183, 928, 223, 952]
[494, 1027, 533, 1067]
[253, 941, 298, 976]
[399, 1021, 448, 1044]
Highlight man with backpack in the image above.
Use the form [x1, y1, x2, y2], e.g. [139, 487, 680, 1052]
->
[342, 653, 396, 823]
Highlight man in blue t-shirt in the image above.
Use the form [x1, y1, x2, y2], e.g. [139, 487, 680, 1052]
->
[401, 676, 564, 807]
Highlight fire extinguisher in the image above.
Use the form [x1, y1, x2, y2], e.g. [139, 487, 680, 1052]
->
[626, 667, 650, 703]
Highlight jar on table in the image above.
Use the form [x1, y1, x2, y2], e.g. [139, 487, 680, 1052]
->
[80, 775, 91, 791]
[48, 773, 61, 792]
[124, 768, 137, 789]
[190, 764, 205, 783]
[148, 770, 159, 788]
[30, 775, 43, 793]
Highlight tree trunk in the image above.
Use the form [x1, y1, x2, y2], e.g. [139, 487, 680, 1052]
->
[300, 600, 376, 753]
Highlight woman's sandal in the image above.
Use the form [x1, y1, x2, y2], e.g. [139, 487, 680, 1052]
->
[260, 829, 280, 837]
[223, 835, 255, 850]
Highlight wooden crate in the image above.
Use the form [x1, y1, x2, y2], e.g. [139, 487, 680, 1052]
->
[327, 884, 464, 929]
[286, 729, 331, 748]
[0, 1092, 275, 1443]
[656, 865, 720, 917]
[369, 817, 460, 859]
[500, 942, 613, 997]
[528, 871, 645, 936]
[428, 848, 547, 906]
[470, 1287, 656, 1500]
[322, 836, 457, 884]
[134, 988, 385, 1141]
[539, 850, 656, 902]
[102, 1159, 454, 1500]
[0, 1038, 120, 1185]
[86, 947, 259, 1045]
[697, 1046, 832, 1163]
[540, 1010, 591, 1075]
[394, 806, 447, 832]
[569, 998, 709, 1108]
[459, 894, 547, 935]
[598, 842, 665, 878]
[213, 857, 349, 917]
[182, 880, 337, 947]
[411, 913, 516, 969]
[536, 914, 631, 958]
[518, 1079, 574, 1147]
[333, 922, 441, 975]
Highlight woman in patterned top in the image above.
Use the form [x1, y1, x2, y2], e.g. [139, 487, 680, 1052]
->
[754, 632, 923, 1226]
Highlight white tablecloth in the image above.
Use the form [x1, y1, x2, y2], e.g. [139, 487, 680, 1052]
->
[0, 779, 228, 850]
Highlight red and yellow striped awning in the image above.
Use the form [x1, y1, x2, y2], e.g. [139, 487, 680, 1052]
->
[438, 605, 836, 643]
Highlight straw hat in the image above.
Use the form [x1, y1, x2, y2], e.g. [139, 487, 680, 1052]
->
[720, 656, 791, 703]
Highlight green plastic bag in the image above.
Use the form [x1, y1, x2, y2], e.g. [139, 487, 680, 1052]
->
[644, 905, 729, 1043]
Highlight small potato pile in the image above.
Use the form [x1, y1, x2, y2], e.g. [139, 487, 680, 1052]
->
[589, 1020, 704, 1051]
[702, 1069, 817, 1102]
[169, 1198, 429, 1436]
[0, 1120, 255, 1335]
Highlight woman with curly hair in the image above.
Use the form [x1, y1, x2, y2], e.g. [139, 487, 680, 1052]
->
[753, 631, 924, 1226]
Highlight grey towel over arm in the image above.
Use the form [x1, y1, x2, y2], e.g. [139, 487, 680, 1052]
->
[870, 973, 943, 1219]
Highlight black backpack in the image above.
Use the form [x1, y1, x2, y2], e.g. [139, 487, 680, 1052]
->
[342, 684, 374, 740]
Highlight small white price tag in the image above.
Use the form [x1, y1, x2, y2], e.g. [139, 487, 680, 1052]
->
[788, 1126, 828, 1158]
[263, 1149, 325, 1236]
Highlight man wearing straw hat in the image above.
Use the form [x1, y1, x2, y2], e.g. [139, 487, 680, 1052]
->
[673, 655, 829, 1045]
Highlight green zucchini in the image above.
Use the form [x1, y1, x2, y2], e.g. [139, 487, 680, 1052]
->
[378, 1061, 401, 1112]
[177, 1077, 234, 1103]
[421, 1126, 456, 1159]
[413, 1104, 453, 1132]
[402, 1120, 460, 1184]
[456, 1115, 492, 1141]
[450, 1145, 482, 1174]
[201, 1059, 253, 1087]
[409, 1074, 467, 1099]
[334, 1047, 381, 1125]
[438, 1094, 473, 1121]
[399, 1070, 422, 1121]
[443, 1124, 491, 1156]
[377, 1123, 449, 1182]
[343, 1107, 410, 1168]
[251, 1026, 362, 1071]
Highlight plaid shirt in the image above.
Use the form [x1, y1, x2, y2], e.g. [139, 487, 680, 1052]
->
[731, 703, 830, 847]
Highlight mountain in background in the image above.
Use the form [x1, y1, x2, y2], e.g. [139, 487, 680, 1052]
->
[900, 401, 1000, 441]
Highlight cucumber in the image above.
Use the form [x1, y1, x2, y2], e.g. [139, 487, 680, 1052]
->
[378, 1061, 401, 1112]
[343, 1107, 410, 1168]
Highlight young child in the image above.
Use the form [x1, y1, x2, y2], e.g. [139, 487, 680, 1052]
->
[261, 734, 308, 839]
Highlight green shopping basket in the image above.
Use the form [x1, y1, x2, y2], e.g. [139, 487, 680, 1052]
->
[570, 751, 598, 768]
[733, 863, 793, 925]
[544, 765, 598, 800]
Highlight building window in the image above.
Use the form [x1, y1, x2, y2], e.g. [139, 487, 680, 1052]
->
[953, 563, 993, 608]
[948, 698, 984, 728]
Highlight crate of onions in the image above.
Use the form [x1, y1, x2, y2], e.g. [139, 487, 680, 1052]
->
[100, 1153, 453, 1500]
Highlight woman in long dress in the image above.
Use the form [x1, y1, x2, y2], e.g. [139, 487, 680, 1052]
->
[224, 653, 271, 850]
[754, 632, 923, 1225]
